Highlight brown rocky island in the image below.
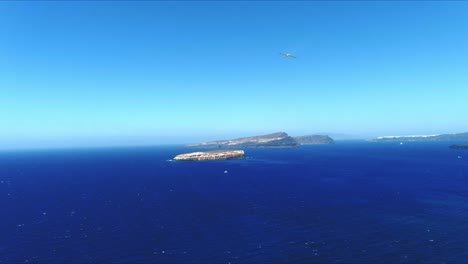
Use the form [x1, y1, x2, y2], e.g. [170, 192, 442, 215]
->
[173, 150, 245, 161]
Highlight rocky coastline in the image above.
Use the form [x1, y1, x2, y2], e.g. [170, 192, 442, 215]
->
[173, 150, 245, 161]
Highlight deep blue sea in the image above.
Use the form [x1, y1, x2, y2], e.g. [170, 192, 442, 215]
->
[1, 141, 468, 263]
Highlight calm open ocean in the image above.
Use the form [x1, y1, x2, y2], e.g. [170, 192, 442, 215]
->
[1, 141, 468, 263]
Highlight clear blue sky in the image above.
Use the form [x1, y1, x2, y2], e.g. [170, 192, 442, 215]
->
[1, 1, 468, 148]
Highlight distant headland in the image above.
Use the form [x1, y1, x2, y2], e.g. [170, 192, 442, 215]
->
[294, 135, 335, 145]
[370, 132, 468, 142]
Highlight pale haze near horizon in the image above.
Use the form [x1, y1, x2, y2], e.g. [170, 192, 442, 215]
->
[1, 2, 468, 149]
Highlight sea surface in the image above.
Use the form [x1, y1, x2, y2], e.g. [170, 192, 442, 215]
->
[1, 141, 468, 263]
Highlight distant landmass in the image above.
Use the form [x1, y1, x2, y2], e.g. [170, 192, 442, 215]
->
[187, 132, 299, 148]
[309, 132, 366, 140]
[174, 150, 245, 161]
[187, 132, 337, 148]
[449, 145, 468, 149]
[293, 135, 335, 145]
[370, 132, 468, 142]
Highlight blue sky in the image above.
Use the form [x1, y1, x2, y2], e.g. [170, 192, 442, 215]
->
[1, 1, 468, 148]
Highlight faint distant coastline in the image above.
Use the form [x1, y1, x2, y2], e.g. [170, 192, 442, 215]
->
[186, 132, 335, 148]
[449, 144, 468, 149]
[369, 132, 468, 142]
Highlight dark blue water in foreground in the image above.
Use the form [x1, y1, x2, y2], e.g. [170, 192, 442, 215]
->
[1, 141, 468, 263]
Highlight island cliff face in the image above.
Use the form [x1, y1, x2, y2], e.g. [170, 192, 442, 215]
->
[187, 132, 299, 148]
[173, 150, 245, 161]
[293, 135, 335, 145]
[370, 132, 468, 142]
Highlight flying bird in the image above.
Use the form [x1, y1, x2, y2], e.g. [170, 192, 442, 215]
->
[280, 52, 297, 58]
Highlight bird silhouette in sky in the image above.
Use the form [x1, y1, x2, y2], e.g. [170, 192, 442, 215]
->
[280, 52, 297, 58]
